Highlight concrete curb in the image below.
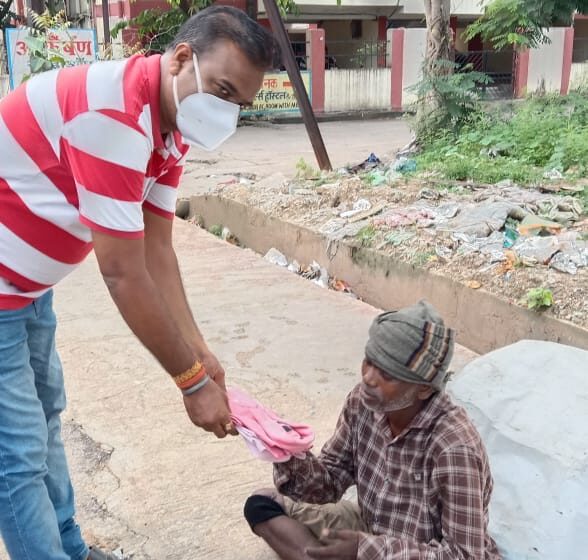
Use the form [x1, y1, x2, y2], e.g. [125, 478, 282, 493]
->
[185, 194, 588, 355]
[240, 109, 406, 125]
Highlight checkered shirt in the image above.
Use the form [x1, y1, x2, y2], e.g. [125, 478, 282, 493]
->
[274, 386, 501, 559]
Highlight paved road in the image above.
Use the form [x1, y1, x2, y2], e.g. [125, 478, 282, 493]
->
[178, 118, 412, 198]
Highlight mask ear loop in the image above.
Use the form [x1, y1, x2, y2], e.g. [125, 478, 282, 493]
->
[172, 75, 181, 109]
[192, 53, 204, 94]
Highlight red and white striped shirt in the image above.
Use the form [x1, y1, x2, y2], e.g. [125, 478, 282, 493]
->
[0, 54, 189, 310]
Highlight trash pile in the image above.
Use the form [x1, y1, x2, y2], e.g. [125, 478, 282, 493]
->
[264, 248, 359, 298]
[341, 153, 418, 187]
[204, 151, 587, 326]
[435, 191, 587, 276]
[322, 155, 587, 277]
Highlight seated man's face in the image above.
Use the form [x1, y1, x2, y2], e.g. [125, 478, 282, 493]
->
[360, 358, 429, 413]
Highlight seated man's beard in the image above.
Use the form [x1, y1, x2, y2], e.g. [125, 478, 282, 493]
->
[360, 383, 420, 413]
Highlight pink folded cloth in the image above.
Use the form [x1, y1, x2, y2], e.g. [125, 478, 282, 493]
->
[228, 387, 314, 463]
[234, 425, 293, 463]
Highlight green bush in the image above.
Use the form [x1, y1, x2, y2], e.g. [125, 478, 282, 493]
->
[521, 287, 554, 311]
[112, 0, 297, 53]
[416, 92, 588, 185]
[356, 225, 377, 247]
[549, 127, 588, 175]
[410, 59, 491, 147]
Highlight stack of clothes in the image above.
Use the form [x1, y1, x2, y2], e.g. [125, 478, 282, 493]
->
[228, 387, 314, 463]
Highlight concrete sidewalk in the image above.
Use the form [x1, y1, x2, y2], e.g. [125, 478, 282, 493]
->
[0, 221, 475, 560]
[178, 118, 412, 199]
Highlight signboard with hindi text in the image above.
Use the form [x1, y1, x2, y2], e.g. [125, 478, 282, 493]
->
[5, 27, 98, 90]
[242, 71, 311, 116]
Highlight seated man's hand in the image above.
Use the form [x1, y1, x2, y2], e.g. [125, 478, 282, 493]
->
[183, 380, 234, 438]
[306, 529, 359, 560]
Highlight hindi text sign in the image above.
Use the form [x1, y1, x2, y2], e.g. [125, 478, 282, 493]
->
[242, 71, 311, 115]
[6, 28, 98, 90]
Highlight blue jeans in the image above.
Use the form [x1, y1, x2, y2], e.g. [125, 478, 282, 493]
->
[0, 291, 88, 560]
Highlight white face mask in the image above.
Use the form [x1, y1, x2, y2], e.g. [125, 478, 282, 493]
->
[173, 53, 240, 151]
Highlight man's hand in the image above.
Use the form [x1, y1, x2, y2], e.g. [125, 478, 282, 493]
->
[305, 530, 360, 560]
[201, 351, 226, 390]
[183, 380, 234, 438]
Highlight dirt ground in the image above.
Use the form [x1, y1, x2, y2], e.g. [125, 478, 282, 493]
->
[179, 120, 588, 330]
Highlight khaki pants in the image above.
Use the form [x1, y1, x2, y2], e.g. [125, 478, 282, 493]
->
[282, 497, 368, 539]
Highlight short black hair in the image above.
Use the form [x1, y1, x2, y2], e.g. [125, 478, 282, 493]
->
[168, 6, 280, 70]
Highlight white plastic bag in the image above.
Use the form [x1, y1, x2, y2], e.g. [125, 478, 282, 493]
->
[448, 340, 588, 560]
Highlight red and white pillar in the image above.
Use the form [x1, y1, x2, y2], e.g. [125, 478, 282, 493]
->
[561, 26, 575, 95]
[513, 48, 530, 98]
[307, 27, 325, 113]
[389, 28, 405, 112]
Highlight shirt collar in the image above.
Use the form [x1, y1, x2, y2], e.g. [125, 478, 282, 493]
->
[407, 392, 451, 431]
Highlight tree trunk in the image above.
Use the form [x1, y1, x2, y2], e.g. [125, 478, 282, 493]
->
[414, 0, 452, 145]
[245, 0, 258, 20]
[179, 0, 190, 16]
[423, 0, 452, 76]
[29, 0, 46, 17]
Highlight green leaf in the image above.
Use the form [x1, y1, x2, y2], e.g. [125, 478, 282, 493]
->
[465, 0, 585, 49]
[24, 35, 45, 53]
[48, 54, 67, 65]
[523, 287, 554, 311]
[29, 55, 45, 73]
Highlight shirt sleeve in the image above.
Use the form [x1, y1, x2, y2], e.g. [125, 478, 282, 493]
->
[142, 162, 184, 220]
[357, 446, 492, 560]
[62, 110, 152, 238]
[274, 392, 356, 504]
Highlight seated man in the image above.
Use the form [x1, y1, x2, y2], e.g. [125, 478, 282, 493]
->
[244, 301, 501, 560]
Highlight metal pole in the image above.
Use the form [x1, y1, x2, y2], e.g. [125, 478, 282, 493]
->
[102, 0, 111, 46]
[263, 0, 332, 171]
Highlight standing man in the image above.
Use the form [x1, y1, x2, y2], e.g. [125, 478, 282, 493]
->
[0, 6, 277, 559]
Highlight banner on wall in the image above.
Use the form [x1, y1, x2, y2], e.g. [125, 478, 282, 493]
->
[242, 71, 312, 115]
[5, 27, 98, 90]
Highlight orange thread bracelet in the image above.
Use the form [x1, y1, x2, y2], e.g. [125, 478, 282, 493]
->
[174, 361, 207, 390]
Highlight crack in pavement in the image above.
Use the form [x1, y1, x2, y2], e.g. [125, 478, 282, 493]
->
[63, 421, 154, 559]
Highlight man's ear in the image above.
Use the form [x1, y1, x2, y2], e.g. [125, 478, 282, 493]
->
[169, 42, 193, 76]
[416, 385, 435, 401]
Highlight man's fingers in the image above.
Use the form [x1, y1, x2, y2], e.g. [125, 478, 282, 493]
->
[321, 529, 356, 541]
[309, 530, 359, 559]
[317, 534, 339, 546]
[213, 419, 237, 438]
[305, 545, 335, 559]
[212, 423, 228, 439]
[210, 371, 226, 390]
[223, 419, 238, 436]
